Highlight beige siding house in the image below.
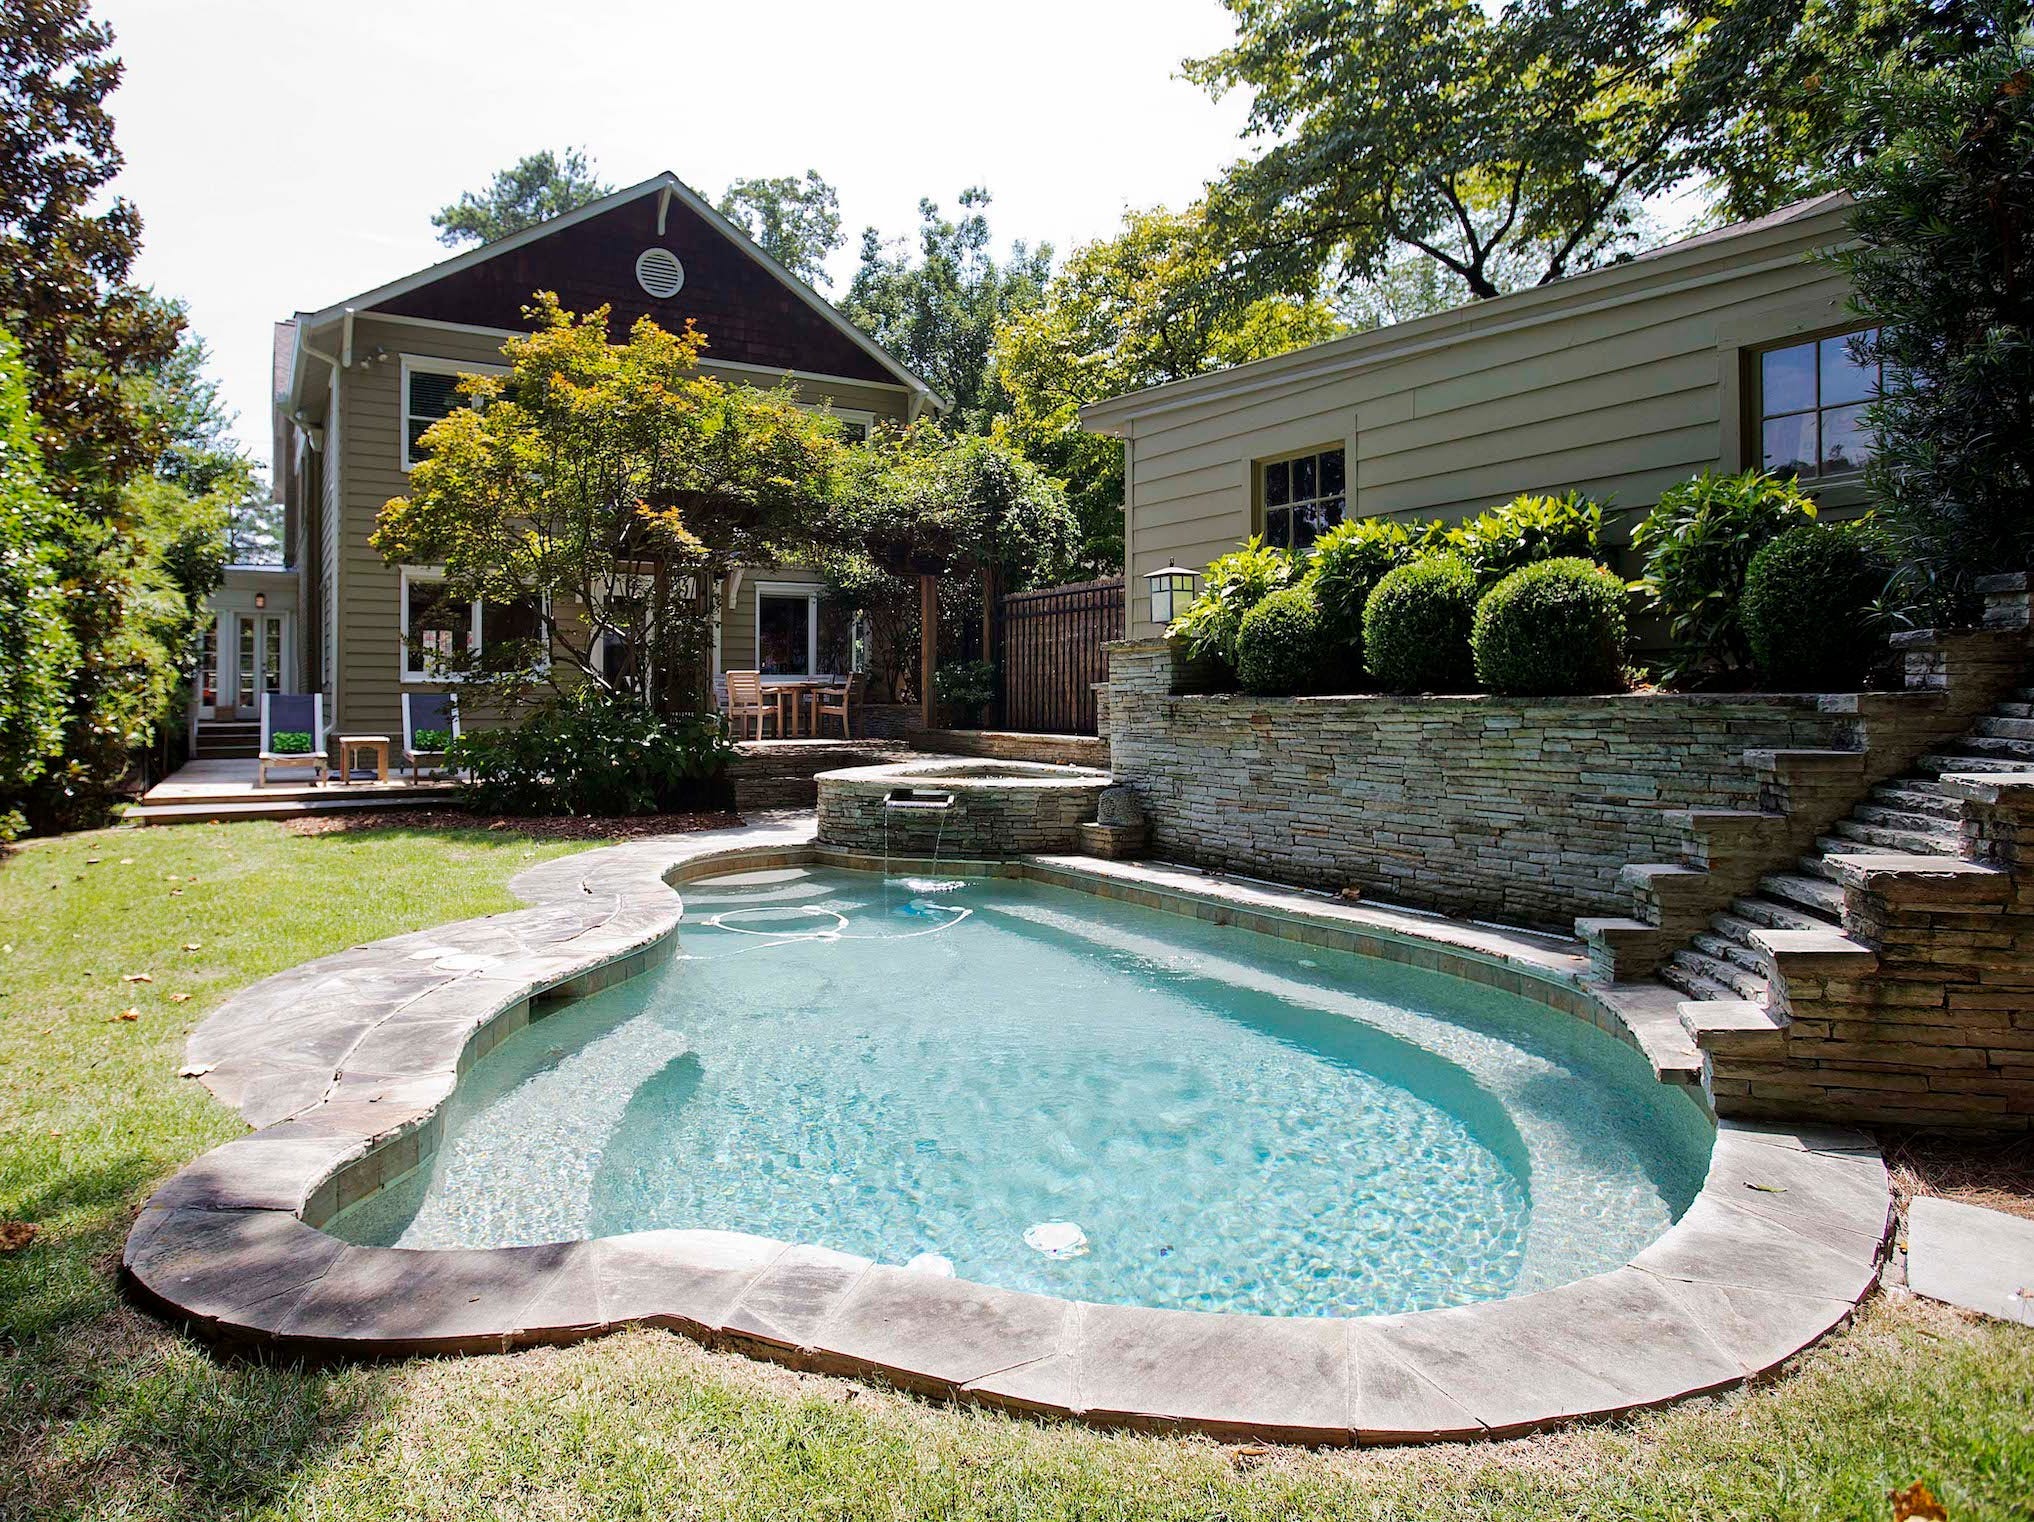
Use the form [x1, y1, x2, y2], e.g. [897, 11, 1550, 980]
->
[1081, 195, 1872, 637]
[216, 171, 941, 741]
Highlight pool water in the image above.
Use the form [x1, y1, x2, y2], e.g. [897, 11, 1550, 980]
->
[334, 867, 1712, 1318]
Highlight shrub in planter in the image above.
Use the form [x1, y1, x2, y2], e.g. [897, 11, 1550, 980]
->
[1630, 469, 1818, 684]
[1471, 558, 1630, 695]
[1166, 536, 1295, 676]
[1236, 584, 1333, 695]
[1447, 491, 1605, 587]
[453, 690, 735, 817]
[1363, 555, 1480, 692]
[1741, 522, 1894, 690]
[1304, 516, 1426, 660]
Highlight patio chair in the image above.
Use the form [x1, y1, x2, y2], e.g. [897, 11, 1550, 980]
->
[812, 673, 867, 740]
[257, 692, 328, 787]
[725, 670, 778, 740]
[402, 690, 461, 785]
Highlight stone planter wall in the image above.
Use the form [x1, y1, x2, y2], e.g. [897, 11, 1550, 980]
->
[1103, 641, 1853, 928]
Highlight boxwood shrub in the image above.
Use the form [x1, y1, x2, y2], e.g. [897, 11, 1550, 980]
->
[1363, 555, 1480, 692]
[1741, 522, 1893, 689]
[1304, 517, 1428, 662]
[1236, 583, 1333, 695]
[1471, 558, 1630, 695]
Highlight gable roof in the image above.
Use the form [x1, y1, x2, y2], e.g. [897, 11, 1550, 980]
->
[288, 171, 946, 410]
[1081, 192, 1854, 433]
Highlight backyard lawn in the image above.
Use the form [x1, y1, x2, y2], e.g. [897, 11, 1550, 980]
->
[2, 822, 2031, 1522]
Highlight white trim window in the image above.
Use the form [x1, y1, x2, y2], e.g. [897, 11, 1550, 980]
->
[755, 582, 821, 676]
[401, 354, 505, 470]
[796, 402, 878, 444]
[1260, 446, 1347, 551]
[400, 566, 547, 682]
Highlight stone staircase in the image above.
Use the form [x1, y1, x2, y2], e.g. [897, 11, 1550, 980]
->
[1653, 697, 2034, 1005]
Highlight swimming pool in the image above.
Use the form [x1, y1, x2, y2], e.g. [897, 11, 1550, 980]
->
[333, 866, 1712, 1319]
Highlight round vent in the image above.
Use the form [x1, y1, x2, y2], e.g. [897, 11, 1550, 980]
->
[634, 247, 686, 299]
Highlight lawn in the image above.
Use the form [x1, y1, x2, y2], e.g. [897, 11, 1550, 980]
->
[2, 821, 2031, 1522]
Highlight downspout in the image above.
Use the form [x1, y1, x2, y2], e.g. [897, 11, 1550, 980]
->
[295, 324, 344, 716]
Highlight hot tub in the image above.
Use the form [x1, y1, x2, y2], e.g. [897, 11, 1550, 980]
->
[815, 757, 1113, 857]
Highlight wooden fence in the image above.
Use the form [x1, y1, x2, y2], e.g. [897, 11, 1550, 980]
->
[994, 576, 1124, 735]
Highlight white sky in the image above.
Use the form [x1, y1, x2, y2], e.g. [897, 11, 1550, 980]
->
[95, 0, 1254, 464]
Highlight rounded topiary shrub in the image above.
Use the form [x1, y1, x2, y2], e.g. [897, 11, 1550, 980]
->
[1741, 523, 1893, 690]
[1236, 584, 1333, 695]
[1362, 555, 1479, 692]
[1471, 558, 1631, 696]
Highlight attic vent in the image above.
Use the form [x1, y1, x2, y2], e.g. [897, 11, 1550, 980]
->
[635, 247, 686, 299]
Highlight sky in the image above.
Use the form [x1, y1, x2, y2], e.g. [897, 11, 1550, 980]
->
[95, 0, 1256, 466]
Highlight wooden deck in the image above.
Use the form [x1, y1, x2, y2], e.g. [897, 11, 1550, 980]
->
[129, 759, 459, 826]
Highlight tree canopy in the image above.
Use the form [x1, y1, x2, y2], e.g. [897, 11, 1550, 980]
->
[1184, 0, 1912, 305]
[840, 189, 1051, 429]
[432, 147, 613, 248]
[717, 170, 843, 288]
[995, 205, 1344, 570]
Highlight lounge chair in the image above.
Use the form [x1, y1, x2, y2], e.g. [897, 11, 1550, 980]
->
[724, 670, 778, 740]
[402, 691, 461, 784]
[812, 673, 866, 739]
[257, 692, 328, 787]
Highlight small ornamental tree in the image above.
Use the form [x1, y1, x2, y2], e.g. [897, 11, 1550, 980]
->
[1840, 32, 2034, 618]
[372, 293, 853, 713]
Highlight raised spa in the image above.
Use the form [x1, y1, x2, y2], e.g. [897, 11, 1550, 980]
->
[815, 757, 1112, 857]
[332, 866, 1712, 1319]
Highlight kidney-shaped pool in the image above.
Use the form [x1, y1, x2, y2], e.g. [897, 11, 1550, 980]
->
[331, 866, 1712, 1319]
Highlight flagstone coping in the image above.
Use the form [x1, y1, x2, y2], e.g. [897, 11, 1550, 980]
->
[124, 817, 1892, 1444]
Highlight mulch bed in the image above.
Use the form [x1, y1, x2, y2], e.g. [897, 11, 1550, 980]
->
[282, 808, 745, 841]
[1881, 1128, 2034, 1223]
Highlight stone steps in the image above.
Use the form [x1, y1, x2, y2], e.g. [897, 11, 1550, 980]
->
[1726, 893, 1828, 932]
[1693, 928, 1768, 976]
[1940, 733, 2034, 762]
[1865, 785, 1962, 821]
[1829, 817, 1959, 854]
[1760, 871, 1846, 920]
[1658, 959, 1740, 1004]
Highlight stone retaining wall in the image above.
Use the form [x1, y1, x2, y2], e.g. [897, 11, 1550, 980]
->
[816, 759, 1111, 857]
[1104, 641, 1851, 928]
[731, 740, 913, 810]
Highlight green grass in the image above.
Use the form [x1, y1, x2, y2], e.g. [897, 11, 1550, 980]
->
[3, 822, 2031, 1521]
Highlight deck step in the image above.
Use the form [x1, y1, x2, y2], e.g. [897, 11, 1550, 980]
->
[1760, 871, 1846, 919]
[126, 793, 451, 826]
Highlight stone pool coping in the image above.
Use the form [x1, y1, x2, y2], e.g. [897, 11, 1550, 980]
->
[124, 817, 1893, 1445]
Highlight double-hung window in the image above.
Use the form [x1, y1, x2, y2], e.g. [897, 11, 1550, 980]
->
[1756, 328, 1881, 481]
[1262, 447, 1346, 550]
[401, 568, 545, 681]
[402, 356, 504, 469]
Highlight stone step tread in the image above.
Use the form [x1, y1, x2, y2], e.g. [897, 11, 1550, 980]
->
[1995, 702, 2034, 719]
[1728, 895, 1828, 932]
[1917, 752, 2034, 776]
[1829, 818, 1960, 854]
[1691, 929, 1768, 975]
[1976, 716, 2034, 739]
[1658, 961, 1742, 1006]
[1853, 800, 1961, 832]
[1865, 785, 1963, 818]
[1760, 871, 1846, 919]
[1672, 947, 1772, 1001]
[1947, 734, 2034, 760]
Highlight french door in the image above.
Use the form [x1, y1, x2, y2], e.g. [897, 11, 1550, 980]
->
[229, 614, 286, 719]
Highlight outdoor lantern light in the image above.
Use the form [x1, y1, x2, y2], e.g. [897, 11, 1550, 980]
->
[253, 592, 266, 609]
[1145, 565, 1200, 627]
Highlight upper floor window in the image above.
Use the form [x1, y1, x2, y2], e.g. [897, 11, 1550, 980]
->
[1757, 328, 1880, 480]
[402, 356, 503, 469]
[1262, 446, 1346, 551]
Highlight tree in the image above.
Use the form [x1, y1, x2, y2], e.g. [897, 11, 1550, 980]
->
[840, 189, 1052, 430]
[994, 205, 1344, 571]
[432, 148, 612, 248]
[1841, 16, 2034, 617]
[1184, 0, 1912, 305]
[718, 170, 843, 287]
[372, 293, 853, 711]
[0, 329, 77, 841]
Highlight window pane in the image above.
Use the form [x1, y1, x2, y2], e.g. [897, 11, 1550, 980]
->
[408, 370, 462, 423]
[1820, 403, 1873, 474]
[263, 618, 282, 694]
[759, 594, 811, 675]
[1265, 506, 1292, 550]
[481, 597, 545, 669]
[1320, 448, 1345, 497]
[1294, 502, 1342, 550]
[1760, 342, 1817, 417]
[1819, 330, 1879, 407]
[1264, 460, 1290, 507]
[407, 580, 472, 674]
[200, 623, 218, 706]
[1762, 413, 1818, 478]
[237, 617, 254, 707]
[1293, 453, 1318, 502]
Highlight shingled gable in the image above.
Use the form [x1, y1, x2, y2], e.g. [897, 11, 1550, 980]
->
[317, 174, 935, 397]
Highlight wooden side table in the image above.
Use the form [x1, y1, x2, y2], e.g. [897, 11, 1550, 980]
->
[335, 734, 391, 783]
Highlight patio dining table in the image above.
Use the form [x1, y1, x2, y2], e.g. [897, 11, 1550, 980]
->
[765, 677, 842, 737]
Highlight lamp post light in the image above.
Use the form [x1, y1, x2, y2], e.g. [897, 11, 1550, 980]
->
[1144, 564, 1200, 628]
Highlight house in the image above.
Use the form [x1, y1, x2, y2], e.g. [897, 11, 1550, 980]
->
[193, 171, 942, 744]
[1080, 194, 1871, 637]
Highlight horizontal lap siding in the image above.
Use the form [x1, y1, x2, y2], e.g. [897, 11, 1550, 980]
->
[1122, 219, 1857, 635]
